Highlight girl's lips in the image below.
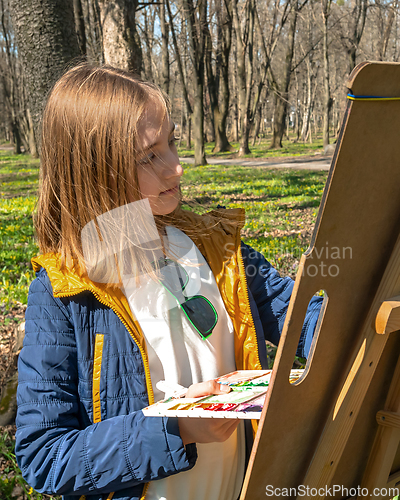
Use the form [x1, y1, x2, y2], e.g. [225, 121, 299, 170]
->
[160, 185, 179, 195]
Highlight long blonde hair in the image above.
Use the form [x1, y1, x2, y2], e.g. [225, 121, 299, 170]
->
[36, 63, 178, 282]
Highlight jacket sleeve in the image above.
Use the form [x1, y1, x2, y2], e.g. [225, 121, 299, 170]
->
[15, 274, 196, 496]
[241, 242, 322, 359]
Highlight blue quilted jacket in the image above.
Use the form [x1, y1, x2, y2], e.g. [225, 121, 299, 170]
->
[16, 213, 322, 500]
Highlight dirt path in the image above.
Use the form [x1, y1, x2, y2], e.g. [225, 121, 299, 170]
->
[179, 154, 332, 170]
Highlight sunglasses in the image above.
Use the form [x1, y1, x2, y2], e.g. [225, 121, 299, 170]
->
[154, 258, 218, 340]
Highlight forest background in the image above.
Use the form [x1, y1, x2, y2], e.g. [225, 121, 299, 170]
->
[2, 0, 399, 165]
[0, 0, 398, 497]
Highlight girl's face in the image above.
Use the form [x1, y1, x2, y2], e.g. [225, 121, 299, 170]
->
[135, 102, 183, 215]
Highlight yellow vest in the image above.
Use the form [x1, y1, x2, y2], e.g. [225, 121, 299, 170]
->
[32, 208, 263, 406]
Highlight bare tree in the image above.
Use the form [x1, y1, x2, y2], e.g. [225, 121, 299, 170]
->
[269, 0, 301, 149]
[9, 0, 81, 144]
[159, 0, 170, 94]
[139, 6, 156, 80]
[255, 0, 292, 147]
[321, 0, 332, 148]
[299, 3, 318, 142]
[181, 0, 207, 165]
[1, 0, 22, 153]
[73, 0, 87, 55]
[232, 0, 255, 155]
[338, 0, 367, 73]
[166, 0, 193, 146]
[81, 0, 104, 63]
[205, 0, 234, 152]
[375, 0, 398, 60]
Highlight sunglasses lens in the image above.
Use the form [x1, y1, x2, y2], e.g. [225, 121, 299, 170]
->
[154, 259, 217, 340]
[181, 296, 217, 338]
[158, 260, 188, 293]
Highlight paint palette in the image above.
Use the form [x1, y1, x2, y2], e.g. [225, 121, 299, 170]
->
[142, 369, 304, 419]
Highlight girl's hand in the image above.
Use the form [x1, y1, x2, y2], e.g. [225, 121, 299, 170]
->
[184, 379, 230, 399]
[178, 380, 240, 445]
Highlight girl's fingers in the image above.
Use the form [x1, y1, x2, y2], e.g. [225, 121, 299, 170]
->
[185, 380, 231, 398]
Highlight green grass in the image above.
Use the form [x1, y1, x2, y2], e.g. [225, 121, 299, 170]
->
[177, 135, 325, 159]
[0, 152, 39, 307]
[181, 164, 327, 277]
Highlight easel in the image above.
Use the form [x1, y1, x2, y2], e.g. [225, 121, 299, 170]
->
[240, 62, 400, 499]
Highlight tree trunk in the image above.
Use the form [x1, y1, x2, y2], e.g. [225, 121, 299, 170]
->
[192, 78, 206, 165]
[81, 0, 104, 63]
[9, 0, 81, 144]
[270, 0, 298, 149]
[73, 0, 87, 55]
[98, 0, 143, 74]
[11, 120, 22, 154]
[182, 0, 207, 166]
[300, 10, 317, 144]
[205, 0, 234, 154]
[178, 97, 185, 148]
[252, 104, 262, 146]
[379, 0, 397, 60]
[322, 0, 332, 149]
[160, 0, 169, 94]
[141, 8, 155, 81]
[27, 108, 38, 157]
[1, 0, 23, 154]
[339, 0, 367, 74]
[187, 112, 191, 149]
[215, 71, 234, 151]
[232, 0, 255, 156]
[166, 0, 192, 118]
[180, 39, 192, 149]
[301, 65, 314, 142]
[270, 91, 286, 149]
[234, 102, 239, 142]
[214, 0, 234, 152]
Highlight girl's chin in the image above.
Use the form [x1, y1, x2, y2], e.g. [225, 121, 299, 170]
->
[151, 195, 180, 216]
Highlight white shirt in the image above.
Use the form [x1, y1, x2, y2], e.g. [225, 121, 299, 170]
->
[123, 227, 245, 500]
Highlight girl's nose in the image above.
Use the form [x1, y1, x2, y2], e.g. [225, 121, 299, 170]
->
[163, 154, 183, 179]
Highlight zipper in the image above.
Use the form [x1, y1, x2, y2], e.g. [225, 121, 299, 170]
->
[56, 287, 153, 500]
[236, 244, 262, 371]
[140, 483, 149, 500]
[236, 243, 263, 438]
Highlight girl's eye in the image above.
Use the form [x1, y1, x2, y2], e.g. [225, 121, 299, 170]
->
[138, 152, 156, 165]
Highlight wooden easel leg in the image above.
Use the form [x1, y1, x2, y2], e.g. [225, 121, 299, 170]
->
[357, 352, 400, 500]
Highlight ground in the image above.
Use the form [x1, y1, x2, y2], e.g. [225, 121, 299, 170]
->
[0, 304, 25, 396]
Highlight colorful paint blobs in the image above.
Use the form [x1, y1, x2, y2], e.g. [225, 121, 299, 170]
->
[142, 369, 304, 420]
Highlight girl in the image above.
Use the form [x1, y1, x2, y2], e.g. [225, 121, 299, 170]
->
[15, 63, 321, 500]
